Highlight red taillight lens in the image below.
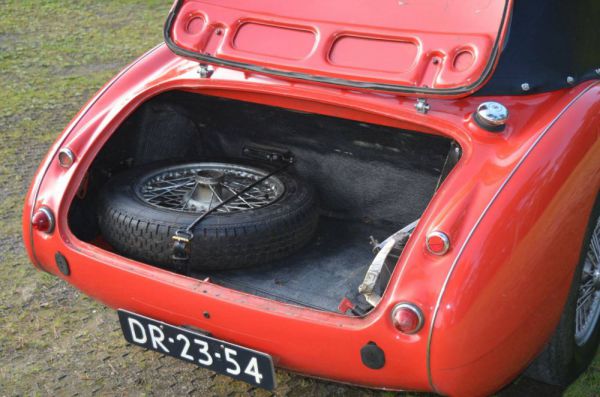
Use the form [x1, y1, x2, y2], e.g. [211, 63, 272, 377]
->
[426, 230, 450, 255]
[31, 207, 55, 233]
[392, 303, 424, 334]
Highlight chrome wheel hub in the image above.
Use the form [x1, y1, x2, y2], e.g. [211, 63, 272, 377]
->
[575, 215, 600, 346]
[185, 170, 226, 212]
[137, 163, 285, 214]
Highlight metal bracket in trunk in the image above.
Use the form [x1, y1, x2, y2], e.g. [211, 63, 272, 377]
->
[358, 219, 419, 306]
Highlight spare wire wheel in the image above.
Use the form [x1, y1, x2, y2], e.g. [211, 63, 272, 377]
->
[97, 161, 318, 271]
[137, 163, 285, 213]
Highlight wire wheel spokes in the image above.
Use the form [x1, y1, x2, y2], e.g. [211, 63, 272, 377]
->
[575, 215, 600, 346]
[137, 163, 285, 214]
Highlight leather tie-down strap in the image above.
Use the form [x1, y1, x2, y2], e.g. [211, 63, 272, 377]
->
[171, 161, 292, 275]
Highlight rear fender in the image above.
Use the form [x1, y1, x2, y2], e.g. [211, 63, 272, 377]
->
[429, 83, 600, 396]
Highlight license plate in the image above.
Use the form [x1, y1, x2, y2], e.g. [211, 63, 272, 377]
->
[118, 310, 276, 390]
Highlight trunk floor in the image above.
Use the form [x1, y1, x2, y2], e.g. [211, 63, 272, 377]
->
[198, 218, 397, 313]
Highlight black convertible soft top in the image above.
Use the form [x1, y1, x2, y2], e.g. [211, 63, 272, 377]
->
[479, 0, 600, 95]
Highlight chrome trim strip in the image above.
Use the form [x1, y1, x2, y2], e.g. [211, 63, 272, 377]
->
[28, 43, 164, 269]
[426, 82, 599, 392]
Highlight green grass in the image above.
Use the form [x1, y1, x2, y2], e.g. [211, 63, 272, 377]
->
[0, 1, 598, 396]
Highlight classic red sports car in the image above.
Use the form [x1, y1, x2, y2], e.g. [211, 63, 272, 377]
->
[23, 0, 600, 395]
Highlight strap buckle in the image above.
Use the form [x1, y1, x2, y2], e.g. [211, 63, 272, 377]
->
[172, 230, 194, 263]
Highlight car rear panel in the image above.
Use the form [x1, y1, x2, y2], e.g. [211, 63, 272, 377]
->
[23, 43, 600, 394]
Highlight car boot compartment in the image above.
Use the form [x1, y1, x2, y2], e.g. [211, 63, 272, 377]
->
[68, 91, 455, 315]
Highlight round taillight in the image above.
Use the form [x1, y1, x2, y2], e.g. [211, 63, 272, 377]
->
[58, 148, 75, 168]
[426, 230, 450, 256]
[32, 207, 55, 234]
[392, 303, 424, 334]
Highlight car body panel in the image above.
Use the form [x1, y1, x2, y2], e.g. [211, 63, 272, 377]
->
[165, 0, 512, 97]
[427, 86, 600, 395]
[22, 44, 600, 395]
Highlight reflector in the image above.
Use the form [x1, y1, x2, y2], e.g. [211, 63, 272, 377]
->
[392, 303, 424, 334]
[426, 231, 450, 255]
[32, 207, 54, 233]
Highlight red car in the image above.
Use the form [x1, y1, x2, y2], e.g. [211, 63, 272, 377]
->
[23, 0, 600, 395]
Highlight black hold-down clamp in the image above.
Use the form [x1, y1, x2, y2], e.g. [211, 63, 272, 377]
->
[172, 230, 193, 261]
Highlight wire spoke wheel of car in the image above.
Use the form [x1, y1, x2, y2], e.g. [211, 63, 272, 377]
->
[575, 215, 600, 346]
[137, 163, 285, 214]
[527, 198, 600, 386]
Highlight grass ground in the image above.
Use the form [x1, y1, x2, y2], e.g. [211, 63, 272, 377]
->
[1, 1, 598, 396]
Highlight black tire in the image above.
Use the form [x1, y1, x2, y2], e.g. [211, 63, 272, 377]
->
[97, 161, 318, 271]
[526, 193, 600, 386]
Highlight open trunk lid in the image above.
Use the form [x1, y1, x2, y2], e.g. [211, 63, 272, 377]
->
[164, 0, 512, 97]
